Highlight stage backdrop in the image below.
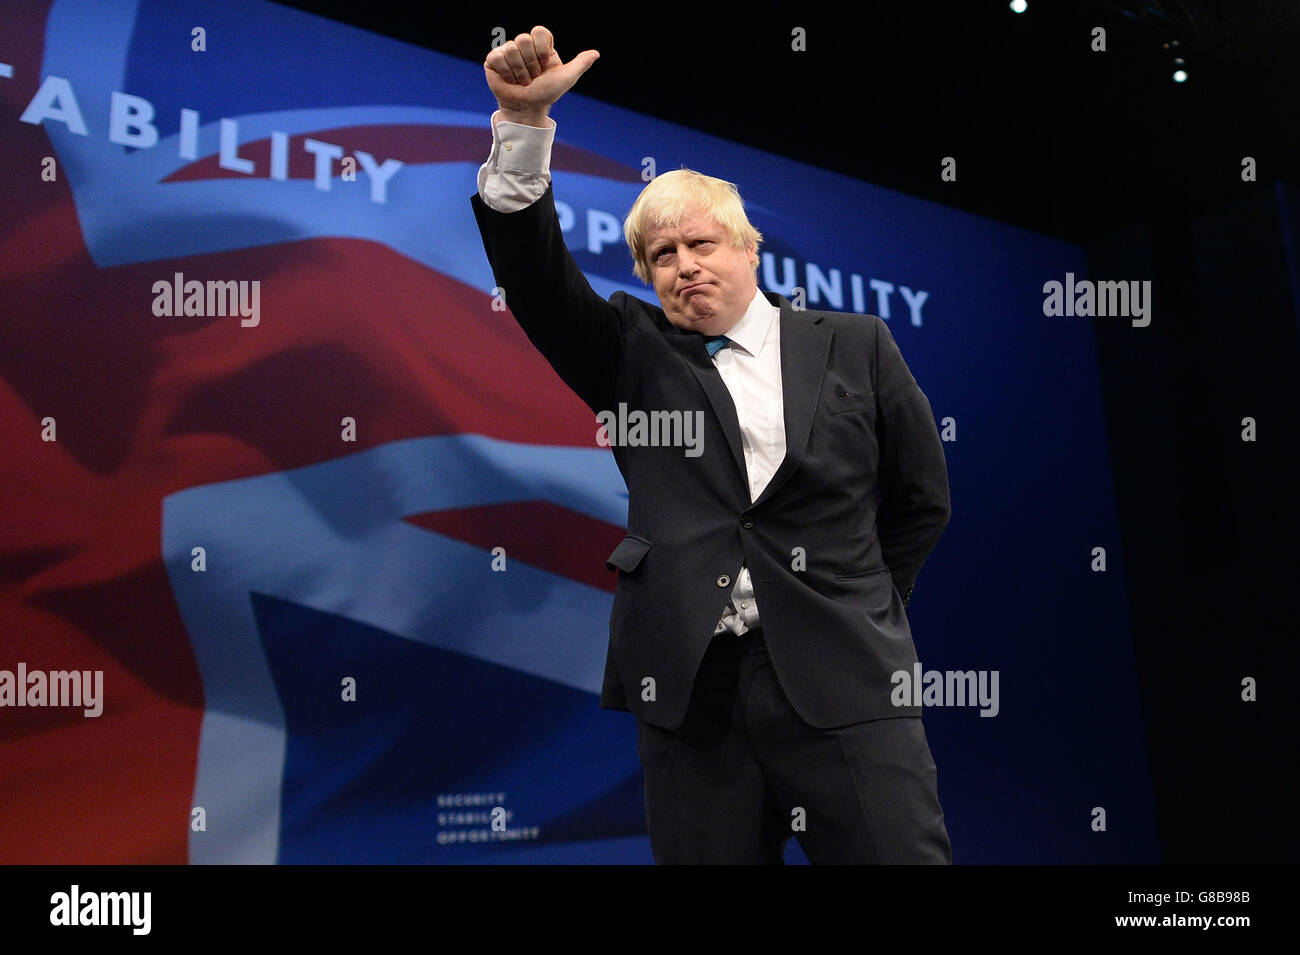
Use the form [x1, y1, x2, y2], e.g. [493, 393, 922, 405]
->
[0, 0, 1157, 863]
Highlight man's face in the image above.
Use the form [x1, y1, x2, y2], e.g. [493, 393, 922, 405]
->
[645, 208, 758, 336]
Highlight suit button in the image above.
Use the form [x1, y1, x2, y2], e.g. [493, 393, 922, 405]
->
[740, 516, 753, 528]
[716, 574, 731, 588]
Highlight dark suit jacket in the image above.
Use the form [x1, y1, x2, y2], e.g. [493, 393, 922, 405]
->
[471, 182, 950, 730]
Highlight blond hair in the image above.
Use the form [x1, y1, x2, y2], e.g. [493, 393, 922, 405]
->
[623, 168, 763, 284]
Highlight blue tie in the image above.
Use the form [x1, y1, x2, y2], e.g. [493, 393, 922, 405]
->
[704, 335, 731, 358]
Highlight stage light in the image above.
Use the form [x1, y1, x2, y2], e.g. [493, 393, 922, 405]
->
[1009, 0, 1028, 13]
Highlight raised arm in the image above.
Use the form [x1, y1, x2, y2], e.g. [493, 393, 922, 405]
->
[471, 27, 623, 413]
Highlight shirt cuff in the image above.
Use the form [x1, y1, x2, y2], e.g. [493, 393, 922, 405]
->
[489, 109, 556, 177]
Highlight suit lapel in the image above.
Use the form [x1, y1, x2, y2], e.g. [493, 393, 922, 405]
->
[666, 329, 750, 489]
[753, 293, 831, 508]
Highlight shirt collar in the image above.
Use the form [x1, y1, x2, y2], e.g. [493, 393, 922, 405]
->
[719, 287, 778, 357]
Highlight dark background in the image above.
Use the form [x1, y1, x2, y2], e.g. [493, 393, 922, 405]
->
[271, 0, 1300, 863]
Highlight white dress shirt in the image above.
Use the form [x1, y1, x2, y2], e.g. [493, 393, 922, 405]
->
[477, 111, 787, 636]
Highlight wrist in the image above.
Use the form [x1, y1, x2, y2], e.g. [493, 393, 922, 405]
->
[497, 106, 551, 127]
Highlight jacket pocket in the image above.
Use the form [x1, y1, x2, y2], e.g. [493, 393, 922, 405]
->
[825, 388, 875, 416]
[606, 534, 652, 573]
[834, 566, 891, 581]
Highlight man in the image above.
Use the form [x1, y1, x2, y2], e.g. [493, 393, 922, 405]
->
[471, 26, 952, 864]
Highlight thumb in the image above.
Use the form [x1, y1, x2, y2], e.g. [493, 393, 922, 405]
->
[562, 49, 600, 84]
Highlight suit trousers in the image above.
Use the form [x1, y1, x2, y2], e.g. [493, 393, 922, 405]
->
[636, 627, 952, 864]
